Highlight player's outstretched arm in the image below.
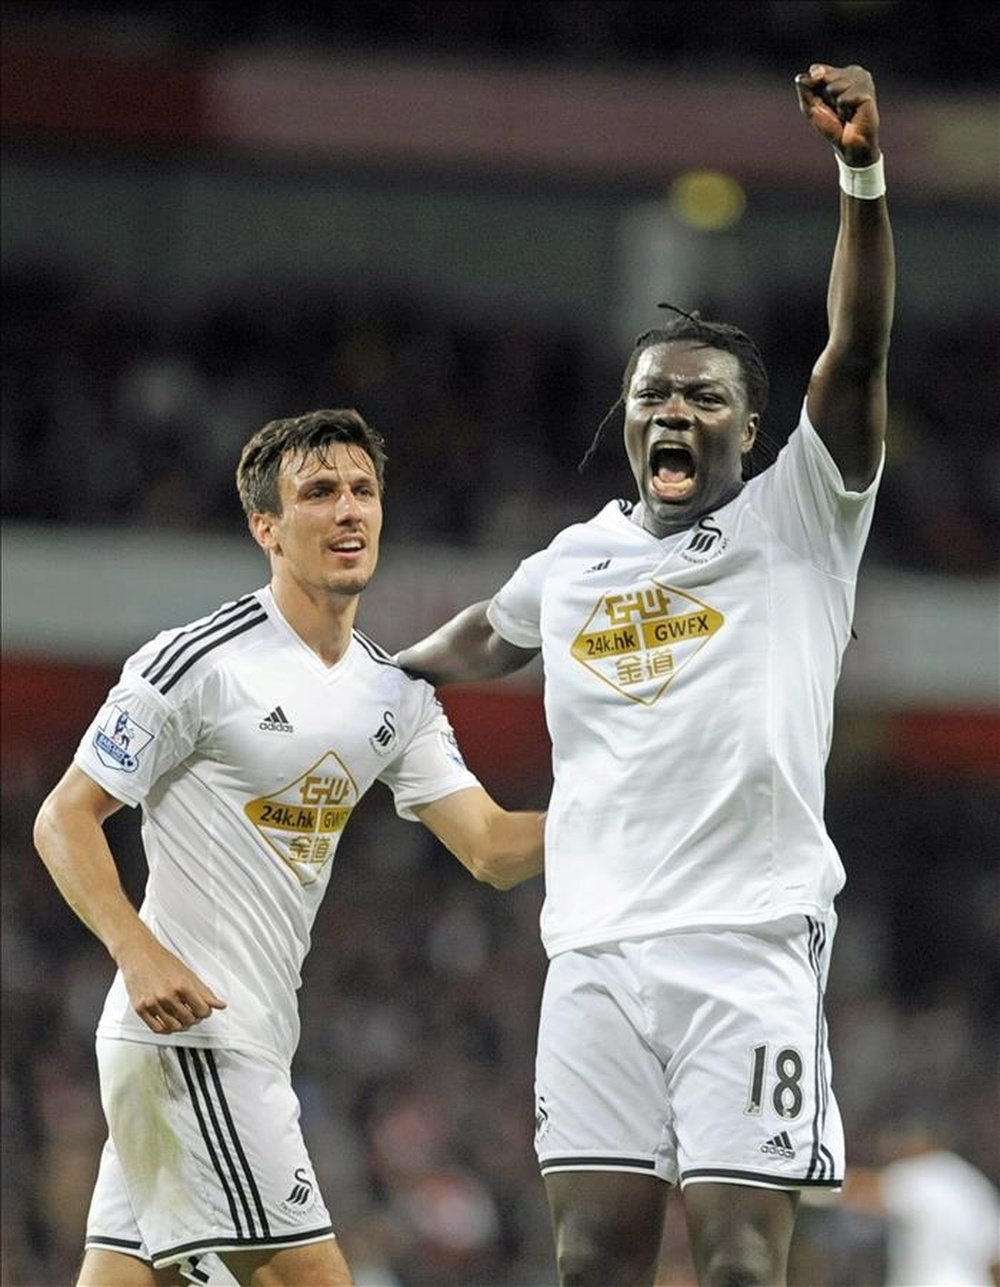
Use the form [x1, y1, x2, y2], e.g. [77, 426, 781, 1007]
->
[397, 599, 538, 687]
[33, 765, 227, 1032]
[413, 787, 545, 890]
[796, 62, 896, 490]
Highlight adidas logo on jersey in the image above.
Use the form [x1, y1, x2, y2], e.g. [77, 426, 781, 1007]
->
[760, 1130, 796, 1160]
[584, 559, 611, 574]
[259, 706, 294, 733]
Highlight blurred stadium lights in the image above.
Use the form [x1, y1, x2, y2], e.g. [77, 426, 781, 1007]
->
[669, 170, 747, 232]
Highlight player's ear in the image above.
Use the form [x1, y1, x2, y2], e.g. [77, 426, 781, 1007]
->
[741, 413, 759, 453]
[250, 511, 279, 554]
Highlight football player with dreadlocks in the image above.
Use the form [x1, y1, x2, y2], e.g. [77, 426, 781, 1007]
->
[398, 62, 895, 1285]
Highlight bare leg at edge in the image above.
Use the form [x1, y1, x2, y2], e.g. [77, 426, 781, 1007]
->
[545, 1170, 668, 1286]
[683, 1182, 799, 1287]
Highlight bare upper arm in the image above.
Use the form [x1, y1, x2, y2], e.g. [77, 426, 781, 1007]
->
[806, 354, 887, 491]
[397, 599, 539, 685]
[37, 763, 127, 828]
[462, 598, 540, 677]
[490, 633, 540, 676]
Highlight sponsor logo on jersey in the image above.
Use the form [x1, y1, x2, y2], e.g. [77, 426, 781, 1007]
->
[571, 579, 724, 704]
[680, 516, 729, 564]
[245, 752, 359, 885]
[93, 704, 153, 772]
[583, 559, 612, 574]
[760, 1130, 796, 1160]
[259, 706, 294, 733]
[368, 710, 397, 756]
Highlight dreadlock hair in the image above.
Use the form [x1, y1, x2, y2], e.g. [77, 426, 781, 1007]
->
[578, 304, 771, 473]
[237, 408, 388, 518]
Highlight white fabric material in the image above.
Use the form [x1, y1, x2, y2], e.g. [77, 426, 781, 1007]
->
[534, 915, 844, 1189]
[86, 1039, 333, 1269]
[880, 1150, 1000, 1286]
[488, 404, 882, 956]
[836, 152, 887, 199]
[75, 586, 478, 1064]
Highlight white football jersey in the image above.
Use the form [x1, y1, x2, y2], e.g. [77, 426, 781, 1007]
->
[489, 404, 882, 956]
[74, 586, 478, 1064]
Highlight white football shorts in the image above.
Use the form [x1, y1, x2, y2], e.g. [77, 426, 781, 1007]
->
[534, 915, 844, 1191]
[86, 1038, 335, 1272]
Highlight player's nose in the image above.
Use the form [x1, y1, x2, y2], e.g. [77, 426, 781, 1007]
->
[333, 490, 362, 521]
[654, 394, 693, 425]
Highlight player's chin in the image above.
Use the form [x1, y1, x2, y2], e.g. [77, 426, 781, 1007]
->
[327, 571, 373, 597]
[640, 497, 696, 538]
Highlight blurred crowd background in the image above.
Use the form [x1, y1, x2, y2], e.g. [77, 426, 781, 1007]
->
[2, 2, 998, 1284]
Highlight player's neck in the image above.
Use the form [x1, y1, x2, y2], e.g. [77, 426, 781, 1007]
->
[269, 576, 360, 667]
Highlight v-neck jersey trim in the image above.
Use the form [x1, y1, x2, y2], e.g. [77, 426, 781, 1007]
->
[254, 586, 357, 679]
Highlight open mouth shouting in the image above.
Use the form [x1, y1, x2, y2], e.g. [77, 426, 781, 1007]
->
[649, 440, 697, 502]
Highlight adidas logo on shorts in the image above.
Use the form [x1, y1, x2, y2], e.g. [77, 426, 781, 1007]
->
[760, 1130, 796, 1160]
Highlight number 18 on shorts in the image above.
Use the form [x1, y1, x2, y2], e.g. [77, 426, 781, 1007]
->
[534, 917, 845, 1191]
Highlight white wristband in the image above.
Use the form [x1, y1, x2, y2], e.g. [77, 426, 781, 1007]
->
[836, 153, 886, 199]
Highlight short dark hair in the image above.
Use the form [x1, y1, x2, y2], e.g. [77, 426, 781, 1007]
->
[236, 408, 388, 518]
[622, 313, 770, 415]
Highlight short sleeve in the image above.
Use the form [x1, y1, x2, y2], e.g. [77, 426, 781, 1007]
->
[486, 546, 555, 649]
[72, 660, 200, 808]
[380, 684, 480, 821]
[749, 398, 884, 578]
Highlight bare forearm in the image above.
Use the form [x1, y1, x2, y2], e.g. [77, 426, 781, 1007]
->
[33, 800, 149, 964]
[796, 63, 895, 483]
[397, 600, 537, 686]
[826, 191, 895, 366]
[35, 767, 226, 1031]
[415, 789, 545, 890]
[477, 809, 546, 890]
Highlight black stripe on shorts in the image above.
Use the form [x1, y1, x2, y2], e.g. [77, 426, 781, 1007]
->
[681, 1166, 841, 1190]
[154, 1227, 335, 1267]
[540, 1154, 657, 1174]
[84, 1235, 144, 1252]
[177, 1048, 270, 1240]
[805, 917, 839, 1183]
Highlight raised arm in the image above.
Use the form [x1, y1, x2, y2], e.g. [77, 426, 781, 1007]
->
[33, 764, 226, 1032]
[396, 599, 539, 687]
[413, 786, 545, 890]
[796, 62, 896, 489]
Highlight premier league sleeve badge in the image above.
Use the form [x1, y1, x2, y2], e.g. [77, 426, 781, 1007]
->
[92, 703, 154, 772]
